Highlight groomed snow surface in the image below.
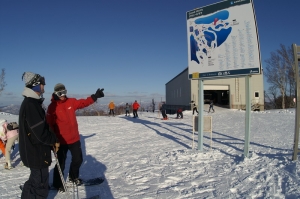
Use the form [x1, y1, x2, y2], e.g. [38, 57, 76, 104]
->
[0, 105, 300, 199]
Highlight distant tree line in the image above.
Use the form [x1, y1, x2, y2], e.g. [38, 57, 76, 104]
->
[264, 44, 298, 109]
[0, 68, 7, 112]
[0, 68, 6, 97]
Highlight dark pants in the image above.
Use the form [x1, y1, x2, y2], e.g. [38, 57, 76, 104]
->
[53, 141, 83, 188]
[109, 109, 115, 116]
[177, 112, 183, 118]
[193, 108, 198, 115]
[209, 105, 214, 112]
[161, 110, 167, 118]
[21, 167, 49, 199]
[125, 110, 129, 116]
[133, 109, 138, 117]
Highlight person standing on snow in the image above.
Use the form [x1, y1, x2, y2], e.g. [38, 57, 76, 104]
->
[176, 108, 183, 119]
[125, 103, 130, 116]
[108, 101, 115, 116]
[19, 72, 59, 199]
[208, 100, 215, 113]
[191, 101, 199, 115]
[160, 102, 168, 120]
[46, 83, 104, 192]
[132, 100, 140, 118]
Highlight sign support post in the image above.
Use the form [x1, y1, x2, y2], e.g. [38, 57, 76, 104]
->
[244, 75, 251, 158]
[292, 44, 300, 161]
[198, 79, 204, 151]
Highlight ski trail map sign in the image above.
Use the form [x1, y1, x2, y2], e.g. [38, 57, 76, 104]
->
[187, 0, 261, 79]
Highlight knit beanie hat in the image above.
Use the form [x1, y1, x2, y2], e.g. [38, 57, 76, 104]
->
[22, 72, 45, 88]
[54, 83, 66, 91]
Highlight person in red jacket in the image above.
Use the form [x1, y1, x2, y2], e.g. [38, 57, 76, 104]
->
[46, 83, 104, 192]
[132, 100, 140, 118]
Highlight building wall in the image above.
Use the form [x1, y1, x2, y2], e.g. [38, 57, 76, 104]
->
[191, 73, 264, 110]
[165, 68, 191, 112]
[166, 68, 265, 111]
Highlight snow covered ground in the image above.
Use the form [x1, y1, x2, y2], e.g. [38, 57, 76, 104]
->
[0, 105, 300, 199]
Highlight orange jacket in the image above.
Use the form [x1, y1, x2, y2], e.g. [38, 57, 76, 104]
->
[108, 102, 115, 109]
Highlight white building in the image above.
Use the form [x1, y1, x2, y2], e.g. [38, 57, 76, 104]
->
[165, 67, 264, 113]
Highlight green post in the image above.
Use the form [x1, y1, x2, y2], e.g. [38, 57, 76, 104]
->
[244, 76, 251, 158]
[198, 79, 204, 151]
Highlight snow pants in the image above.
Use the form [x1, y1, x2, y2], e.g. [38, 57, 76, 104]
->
[208, 105, 214, 112]
[109, 109, 115, 116]
[133, 109, 138, 117]
[193, 107, 198, 115]
[177, 112, 183, 118]
[161, 110, 167, 119]
[53, 140, 83, 188]
[5, 134, 18, 166]
[21, 167, 49, 199]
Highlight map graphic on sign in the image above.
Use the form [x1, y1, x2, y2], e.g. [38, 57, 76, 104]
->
[187, 0, 261, 79]
[189, 10, 235, 65]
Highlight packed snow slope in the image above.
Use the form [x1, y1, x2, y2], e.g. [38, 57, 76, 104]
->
[0, 105, 299, 199]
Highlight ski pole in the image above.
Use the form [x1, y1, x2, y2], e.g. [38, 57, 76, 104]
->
[52, 147, 68, 193]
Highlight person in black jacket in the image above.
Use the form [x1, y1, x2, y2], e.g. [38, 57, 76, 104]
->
[160, 102, 168, 120]
[19, 72, 59, 199]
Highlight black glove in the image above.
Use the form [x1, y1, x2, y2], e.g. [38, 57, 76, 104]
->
[91, 88, 104, 101]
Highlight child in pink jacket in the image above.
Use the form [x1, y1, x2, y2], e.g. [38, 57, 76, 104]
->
[0, 119, 19, 170]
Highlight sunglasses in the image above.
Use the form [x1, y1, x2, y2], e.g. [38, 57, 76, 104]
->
[55, 90, 67, 97]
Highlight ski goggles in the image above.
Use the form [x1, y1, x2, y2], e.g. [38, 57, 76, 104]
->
[31, 75, 46, 86]
[55, 90, 67, 97]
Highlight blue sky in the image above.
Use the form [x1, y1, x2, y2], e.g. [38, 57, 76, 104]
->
[0, 0, 299, 107]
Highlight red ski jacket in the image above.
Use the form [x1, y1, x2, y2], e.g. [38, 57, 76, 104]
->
[132, 102, 140, 110]
[46, 96, 95, 145]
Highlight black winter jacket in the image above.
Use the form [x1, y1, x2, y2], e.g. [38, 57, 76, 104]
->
[19, 88, 58, 169]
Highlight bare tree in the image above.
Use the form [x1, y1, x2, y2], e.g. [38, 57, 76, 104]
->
[264, 44, 294, 109]
[276, 44, 295, 98]
[0, 68, 7, 96]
